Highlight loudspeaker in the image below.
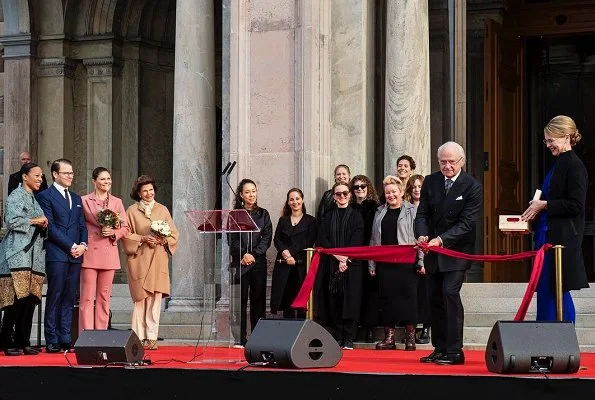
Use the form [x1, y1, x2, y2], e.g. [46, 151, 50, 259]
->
[485, 320, 580, 374]
[74, 329, 145, 365]
[244, 319, 342, 368]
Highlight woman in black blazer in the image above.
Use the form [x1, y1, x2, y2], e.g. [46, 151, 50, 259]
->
[521, 115, 590, 323]
[270, 188, 317, 319]
[228, 179, 273, 346]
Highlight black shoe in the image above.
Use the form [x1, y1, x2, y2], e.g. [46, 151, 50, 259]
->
[365, 329, 374, 344]
[4, 348, 23, 356]
[434, 352, 465, 365]
[46, 343, 61, 353]
[60, 343, 74, 353]
[416, 327, 430, 344]
[23, 346, 40, 355]
[342, 340, 354, 350]
[419, 350, 445, 363]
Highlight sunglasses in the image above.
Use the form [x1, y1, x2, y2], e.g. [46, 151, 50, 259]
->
[334, 191, 350, 198]
[352, 184, 367, 190]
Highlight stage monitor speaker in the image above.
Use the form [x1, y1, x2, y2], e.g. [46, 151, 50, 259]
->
[485, 320, 580, 374]
[244, 318, 342, 369]
[74, 329, 145, 366]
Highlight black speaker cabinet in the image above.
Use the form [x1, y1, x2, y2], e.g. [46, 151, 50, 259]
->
[244, 319, 342, 368]
[74, 329, 145, 366]
[485, 320, 580, 374]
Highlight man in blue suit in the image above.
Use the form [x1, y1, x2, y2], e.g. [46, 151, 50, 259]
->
[37, 158, 88, 353]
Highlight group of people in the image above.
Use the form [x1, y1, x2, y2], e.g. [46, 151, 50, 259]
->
[0, 155, 179, 355]
[232, 114, 589, 366]
[0, 114, 587, 365]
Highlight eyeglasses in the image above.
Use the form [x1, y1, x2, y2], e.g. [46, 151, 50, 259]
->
[352, 184, 367, 191]
[542, 137, 567, 145]
[438, 157, 462, 167]
[334, 191, 350, 198]
[57, 172, 75, 176]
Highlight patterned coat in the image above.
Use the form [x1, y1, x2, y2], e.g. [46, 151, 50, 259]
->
[121, 202, 178, 302]
[0, 186, 46, 309]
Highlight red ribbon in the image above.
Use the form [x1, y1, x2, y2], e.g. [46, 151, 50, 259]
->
[291, 242, 552, 321]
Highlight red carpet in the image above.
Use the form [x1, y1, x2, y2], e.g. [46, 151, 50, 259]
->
[1, 345, 594, 379]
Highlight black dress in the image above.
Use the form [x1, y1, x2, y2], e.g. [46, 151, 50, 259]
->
[376, 208, 418, 326]
[270, 214, 318, 317]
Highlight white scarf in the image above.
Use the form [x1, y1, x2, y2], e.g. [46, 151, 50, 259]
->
[138, 200, 156, 219]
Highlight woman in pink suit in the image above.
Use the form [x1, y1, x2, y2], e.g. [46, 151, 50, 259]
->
[79, 167, 130, 333]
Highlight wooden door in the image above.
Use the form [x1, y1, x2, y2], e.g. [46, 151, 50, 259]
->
[483, 19, 528, 282]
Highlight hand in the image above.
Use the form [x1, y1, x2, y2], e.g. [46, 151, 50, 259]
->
[142, 235, 158, 248]
[282, 250, 291, 259]
[241, 253, 255, 265]
[427, 238, 442, 247]
[32, 216, 48, 229]
[417, 236, 429, 254]
[286, 256, 296, 266]
[417, 265, 426, 275]
[334, 255, 348, 263]
[71, 244, 86, 258]
[369, 269, 376, 277]
[521, 200, 547, 221]
[338, 260, 348, 272]
[101, 227, 114, 237]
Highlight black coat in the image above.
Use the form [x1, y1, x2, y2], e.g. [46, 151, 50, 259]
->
[7, 170, 48, 196]
[270, 214, 318, 313]
[316, 189, 335, 224]
[546, 150, 589, 291]
[314, 207, 364, 321]
[414, 170, 482, 273]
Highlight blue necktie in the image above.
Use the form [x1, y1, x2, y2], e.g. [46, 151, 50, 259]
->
[64, 189, 71, 209]
[445, 179, 453, 195]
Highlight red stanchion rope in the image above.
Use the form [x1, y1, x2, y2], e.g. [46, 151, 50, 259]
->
[291, 242, 552, 321]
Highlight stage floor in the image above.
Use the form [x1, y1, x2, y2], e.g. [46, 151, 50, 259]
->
[1, 345, 595, 400]
[0, 344, 594, 378]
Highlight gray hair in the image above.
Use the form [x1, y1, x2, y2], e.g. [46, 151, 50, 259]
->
[437, 141, 466, 163]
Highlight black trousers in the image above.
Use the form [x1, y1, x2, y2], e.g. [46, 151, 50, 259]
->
[0, 295, 38, 349]
[239, 265, 267, 343]
[427, 269, 466, 353]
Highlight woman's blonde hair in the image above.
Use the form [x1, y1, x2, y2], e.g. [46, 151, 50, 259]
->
[404, 174, 424, 202]
[545, 115, 582, 147]
[382, 175, 404, 191]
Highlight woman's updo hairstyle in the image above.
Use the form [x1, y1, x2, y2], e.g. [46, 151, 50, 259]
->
[545, 115, 582, 147]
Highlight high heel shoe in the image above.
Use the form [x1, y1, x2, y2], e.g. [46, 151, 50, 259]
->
[416, 326, 430, 344]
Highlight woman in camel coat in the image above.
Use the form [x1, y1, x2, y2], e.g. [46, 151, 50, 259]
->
[122, 175, 178, 350]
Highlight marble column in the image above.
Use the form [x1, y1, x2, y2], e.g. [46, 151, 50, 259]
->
[1, 34, 37, 203]
[169, 0, 216, 315]
[384, 0, 431, 176]
[36, 57, 76, 181]
[330, 0, 375, 178]
[82, 57, 123, 195]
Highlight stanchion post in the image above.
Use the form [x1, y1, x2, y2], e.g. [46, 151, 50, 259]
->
[305, 248, 315, 320]
[553, 244, 565, 321]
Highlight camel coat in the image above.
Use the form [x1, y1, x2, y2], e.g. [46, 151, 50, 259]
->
[122, 202, 178, 302]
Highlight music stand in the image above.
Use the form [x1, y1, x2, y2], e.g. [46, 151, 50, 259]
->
[184, 209, 259, 363]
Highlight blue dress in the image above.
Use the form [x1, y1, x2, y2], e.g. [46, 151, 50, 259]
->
[534, 166, 576, 323]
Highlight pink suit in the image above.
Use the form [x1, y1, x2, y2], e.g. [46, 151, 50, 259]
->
[79, 193, 130, 333]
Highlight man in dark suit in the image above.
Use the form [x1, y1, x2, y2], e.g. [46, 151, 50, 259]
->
[7, 151, 48, 195]
[414, 141, 482, 365]
[36, 158, 88, 353]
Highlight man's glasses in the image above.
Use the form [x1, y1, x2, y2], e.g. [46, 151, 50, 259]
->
[334, 191, 350, 198]
[438, 157, 462, 167]
[57, 172, 75, 176]
[352, 184, 367, 191]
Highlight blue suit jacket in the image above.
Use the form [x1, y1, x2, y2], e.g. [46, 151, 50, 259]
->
[37, 185, 88, 263]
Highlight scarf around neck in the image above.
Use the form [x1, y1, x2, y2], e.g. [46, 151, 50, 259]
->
[138, 200, 156, 219]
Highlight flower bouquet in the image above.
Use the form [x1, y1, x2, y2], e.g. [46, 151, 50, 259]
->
[150, 220, 173, 256]
[97, 208, 121, 229]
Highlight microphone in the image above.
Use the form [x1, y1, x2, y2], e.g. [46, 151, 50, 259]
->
[227, 161, 236, 176]
[225, 161, 241, 207]
[221, 161, 232, 176]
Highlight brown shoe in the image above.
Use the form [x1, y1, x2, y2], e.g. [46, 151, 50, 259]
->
[375, 327, 396, 350]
